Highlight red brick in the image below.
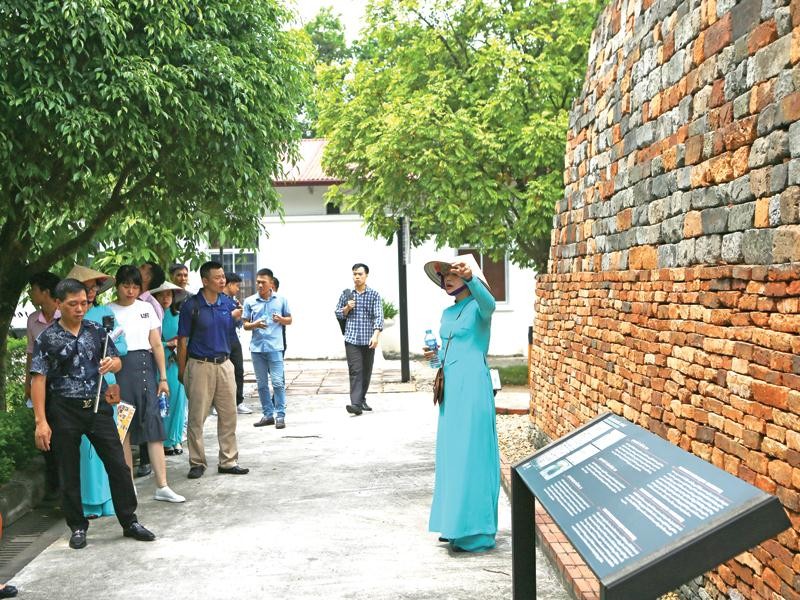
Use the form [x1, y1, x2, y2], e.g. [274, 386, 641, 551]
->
[749, 20, 779, 54]
[704, 13, 732, 59]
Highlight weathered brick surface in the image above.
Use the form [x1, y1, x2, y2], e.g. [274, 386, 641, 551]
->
[533, 0, 800, 596]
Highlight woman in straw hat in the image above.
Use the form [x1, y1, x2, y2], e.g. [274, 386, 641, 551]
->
[150, 281, 188, 456]
[65, 264, 125, 519]
[422, 255, 500, 553]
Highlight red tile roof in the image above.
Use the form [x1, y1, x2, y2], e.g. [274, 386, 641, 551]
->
[273, 138, 344, 186]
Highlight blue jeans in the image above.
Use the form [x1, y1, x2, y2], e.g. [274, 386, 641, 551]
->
[251, 351, 286, 418]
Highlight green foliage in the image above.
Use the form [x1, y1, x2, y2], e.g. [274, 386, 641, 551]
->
[0, 409, 36, 485]
[301, 7, 351, 138]
[0, 0, 313, 402]
[382, 299, 399, 320]
[0, 338, 36, 484]
[317, 0, 601, 270]
[0, 0, 312, 280]
[497, 364, 529, 386]
[5, 338, 27, 410]
[304, 7, 350, 64]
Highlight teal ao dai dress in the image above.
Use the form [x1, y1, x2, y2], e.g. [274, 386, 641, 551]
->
[160, 309, 187, 448]
[428, 277, 500, 552]
[80, 304, 127, 517]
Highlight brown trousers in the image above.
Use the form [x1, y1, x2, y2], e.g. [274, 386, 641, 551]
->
[185, 358, 239, 469]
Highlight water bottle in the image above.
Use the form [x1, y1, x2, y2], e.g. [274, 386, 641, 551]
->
[424, 329, 441, 368]
[158, 392, 169, 418]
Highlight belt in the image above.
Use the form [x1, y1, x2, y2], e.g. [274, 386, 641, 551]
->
[59, 398, 94, 409]
[189, 354, 229, 364]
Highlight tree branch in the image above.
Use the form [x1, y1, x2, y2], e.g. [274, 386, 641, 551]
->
[28, 160, 138, 273]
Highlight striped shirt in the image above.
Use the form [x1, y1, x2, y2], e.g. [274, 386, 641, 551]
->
[335, 287, 383, 346]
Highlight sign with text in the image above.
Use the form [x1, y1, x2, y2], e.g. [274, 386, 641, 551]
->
[512, 413, 790, 600]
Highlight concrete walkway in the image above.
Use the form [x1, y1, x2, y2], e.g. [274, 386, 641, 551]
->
[7, 362, 568, 599]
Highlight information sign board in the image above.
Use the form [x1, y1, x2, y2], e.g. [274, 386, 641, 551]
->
[511, 413, 790, 600]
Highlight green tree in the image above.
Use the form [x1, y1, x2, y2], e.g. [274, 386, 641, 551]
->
[317, 0, 601, 270]
[0, 0, 312, 408]
[301, 7, 350, 138]
[304, 6, 349, 64]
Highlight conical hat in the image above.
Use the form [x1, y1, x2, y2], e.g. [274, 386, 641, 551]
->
[149, 281, 183, 295]
[65, 265, 115, 294]
[423, 253, 490, 291]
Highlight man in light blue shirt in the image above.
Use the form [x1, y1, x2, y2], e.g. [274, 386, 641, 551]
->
[243, 268, 292, 429]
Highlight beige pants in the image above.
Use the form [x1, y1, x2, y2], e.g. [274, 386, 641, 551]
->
[185, 358, 239, 469]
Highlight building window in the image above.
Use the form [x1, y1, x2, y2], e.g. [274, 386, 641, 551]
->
[457, 248, 508, 302]
[216, 250, 257, 299]
[325, 202, 340, 215]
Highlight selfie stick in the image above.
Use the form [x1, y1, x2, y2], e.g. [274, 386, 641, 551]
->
[93, 327, 123, 413]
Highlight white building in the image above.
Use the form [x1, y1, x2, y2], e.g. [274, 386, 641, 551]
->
[213, 139, 535, 359]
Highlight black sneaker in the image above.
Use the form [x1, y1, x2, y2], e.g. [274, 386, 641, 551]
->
[253, 416, 275, 427]
[345, 404, 363, 416]
[187, 465, 206, 479]
[361, 402, 372, 411]
[135, 464, 152, 478]
[69, 529, 87, 549]
[276, 417, 286, 429]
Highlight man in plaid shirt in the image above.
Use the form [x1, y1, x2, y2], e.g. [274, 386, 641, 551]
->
[335, 263, 383, 416]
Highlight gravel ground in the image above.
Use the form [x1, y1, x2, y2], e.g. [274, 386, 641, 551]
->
[496, 413, 537, 463]
[495, 413, 682, 600]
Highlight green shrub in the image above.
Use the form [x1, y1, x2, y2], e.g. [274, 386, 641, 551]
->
[382, 299, 399, 320]
[497, 365, 529, 386]
[0, 338, 37, 485]
[0, 408, 36, 485]
[6, 337, 27, 410]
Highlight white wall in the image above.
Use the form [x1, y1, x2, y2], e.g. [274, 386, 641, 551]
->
[252, 212, 536, 360]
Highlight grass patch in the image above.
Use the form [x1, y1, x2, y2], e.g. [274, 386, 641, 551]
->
[497, 365, 528, 386]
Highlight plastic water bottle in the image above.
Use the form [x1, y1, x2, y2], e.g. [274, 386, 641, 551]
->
[158, 392, 169, 418]
[424, 329, 441, 368]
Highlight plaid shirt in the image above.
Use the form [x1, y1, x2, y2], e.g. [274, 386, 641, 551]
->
[335, 287, 383, 346]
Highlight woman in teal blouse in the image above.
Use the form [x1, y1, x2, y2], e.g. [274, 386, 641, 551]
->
[423, 255, 500, 553]
[66, 265, 126, 518]
[150, 282, 188, 455]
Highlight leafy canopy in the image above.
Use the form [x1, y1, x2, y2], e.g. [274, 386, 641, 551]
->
[0, 0, 311, 406]
[317, 0, 600, 270]
[0, 0, 311, 277]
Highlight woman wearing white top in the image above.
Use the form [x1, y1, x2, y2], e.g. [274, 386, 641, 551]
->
[110, 265, 185, 504]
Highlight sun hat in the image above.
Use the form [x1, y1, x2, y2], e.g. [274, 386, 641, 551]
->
[65, 265, 115, 294]
[423, 253, 490, 291]
[149, 281, 183, 295]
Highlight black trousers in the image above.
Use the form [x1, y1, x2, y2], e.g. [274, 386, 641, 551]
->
[47, 397, 138, 532]
[230, 338, 244, 405]
[345, 342, 375, 407]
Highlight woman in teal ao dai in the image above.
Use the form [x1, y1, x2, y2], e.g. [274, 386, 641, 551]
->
[424, 255, 500, 553]
[66, 265, 125, 518]
[150, 282, 188, 454]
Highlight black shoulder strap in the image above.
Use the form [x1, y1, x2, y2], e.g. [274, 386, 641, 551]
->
[187, 294, 201, 344]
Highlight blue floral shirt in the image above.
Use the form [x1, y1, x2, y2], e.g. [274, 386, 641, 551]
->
[30, 319, 119, 399]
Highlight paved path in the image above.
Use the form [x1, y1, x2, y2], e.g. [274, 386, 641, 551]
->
[7, 363, 568, 599]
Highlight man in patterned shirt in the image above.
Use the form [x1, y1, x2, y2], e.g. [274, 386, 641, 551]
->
[335, 263, 384, 416]
[30, 278, 156, 549]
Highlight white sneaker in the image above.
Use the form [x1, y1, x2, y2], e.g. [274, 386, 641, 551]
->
[154, 486, 186, 503]
[237, 404, 253, 414]
[210, 407, 217, 416]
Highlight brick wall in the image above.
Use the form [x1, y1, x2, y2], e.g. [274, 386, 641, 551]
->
[530, 0, 800, 596]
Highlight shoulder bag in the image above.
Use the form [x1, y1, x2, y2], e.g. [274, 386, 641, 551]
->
[432, 303, 467, 406]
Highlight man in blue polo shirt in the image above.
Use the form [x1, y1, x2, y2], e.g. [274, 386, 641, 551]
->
[243, 268, 292, 429]
[177, 261, 249, 479]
